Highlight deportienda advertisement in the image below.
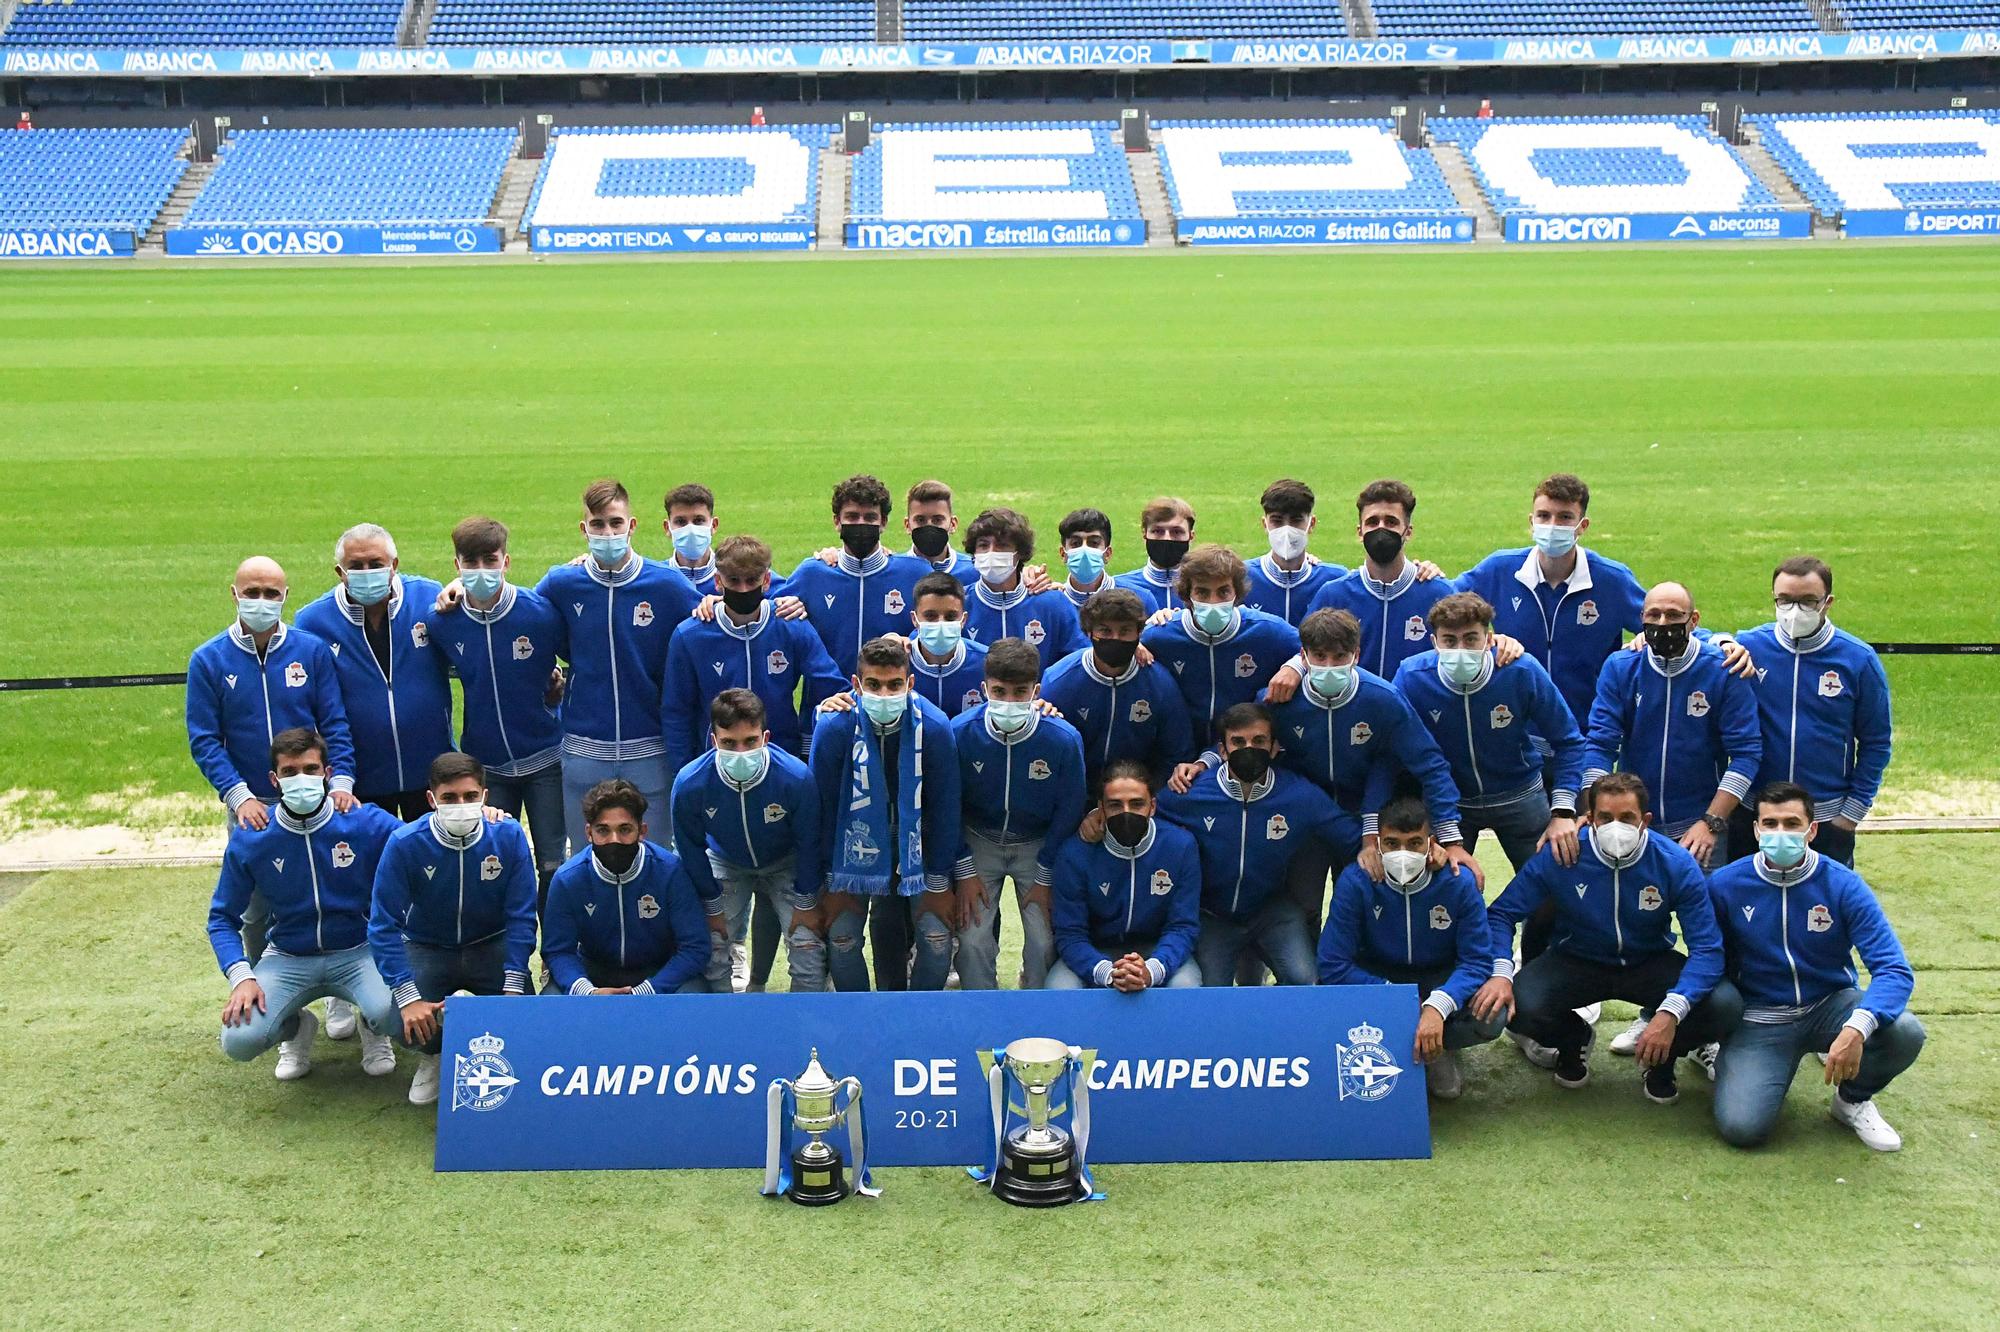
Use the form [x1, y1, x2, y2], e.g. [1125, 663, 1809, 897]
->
[844, 219, 1146, 249]
[530, 224, 815, 253]
[1841, 207, 2000, 238]
[163, 224, 503, 257]
[0, 227, 136, 259]
[1177, 214, 1476, 246]
[1503, 211, 1813, 243]
[433, 986, 1428, 1171]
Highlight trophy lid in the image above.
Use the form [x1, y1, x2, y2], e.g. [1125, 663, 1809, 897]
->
[795, 1047, 837, 1096]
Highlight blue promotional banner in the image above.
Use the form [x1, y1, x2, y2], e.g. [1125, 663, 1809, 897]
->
[1842, 207, 2000, 237]
[1503, 211, 1812, 243]
[433, 985, 1428, 1172]
[163, 223, 502, 257]
[3, 32, 1997, 77]
[0, 227, 134, 259]
[1178, 214, 1475, 246]
[844, 219, 1145, 250]
[530, 223, 815, 253]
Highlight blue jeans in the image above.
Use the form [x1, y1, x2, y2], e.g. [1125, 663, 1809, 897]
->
[1196, 896, 1317, 987]
[559, 750, 670, 857]
[960, 832, 1055, 990]
[1374, 961, 1508, 1050]
[1460, 786, 1551, 877]
[1712, 982, 1926, 1148]
[220, 944, 399, 1062]
[486, 761, 567, 903]
[403, 936, 512, 1054]
[1045, 953, 1202, 989]
[826, 894, 951, 992]
[706, 856, 826, 993]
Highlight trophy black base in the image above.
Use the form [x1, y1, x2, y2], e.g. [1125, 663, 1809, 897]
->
[992, 1141, 1085, 1208]
[785, 1148, 849, 1206]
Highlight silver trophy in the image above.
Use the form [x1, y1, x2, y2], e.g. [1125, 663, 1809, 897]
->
[992, 1037, 1087, 1207]
[780, 1049, 856, 1205]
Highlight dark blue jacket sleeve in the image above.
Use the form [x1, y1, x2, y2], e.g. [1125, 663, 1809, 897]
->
[310, 639, 358, 790]
[184, 650, 242, 801]
[1486, 856, 1553, 973]
[670, 769, 723, 909]
[1387, 693, 1461, 836]
[1716, 665, 1763, 804]
[660, 627, 704, 780]
[1316, 872, 1386, 986]
[1843, 876, 1915, 1025]
[1049, 838, 1111, 984]
[368, 839, 415, 998]
[1149, 839, 1203, 977]
[1581, 653, 1630, 784]
[808, 709, 850, 893]
[501, 826, 538, 993]
[1664, 858, 1725, 1011]
[1528, 662, 1585, 808]
[1847, 648, 1894, 820]
[1153, 677, 1196, 774]
[922, 713, 970, 886]
[797, 627, 848, 722]
[541, 874, 588, 994]
[1438, 878, 1496, 1011]
[208, 844, 256, 978]
[645, 859, 712, 995]
[1036, 729, 1091, 881]
[789, 772, 824, 909]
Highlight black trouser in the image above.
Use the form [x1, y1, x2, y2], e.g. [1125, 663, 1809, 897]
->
[364, 789, 431, 821]
[1510, 948, 1743, 1059]
[868, 896, 915, 991]
[1728, 805, 1855, 869]
[749, 894, 781, 986]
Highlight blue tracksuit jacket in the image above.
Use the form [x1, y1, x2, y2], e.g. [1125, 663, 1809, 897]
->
[1306, 563, 1455, 680]
[669, 746, 825, 911]
[1395, 649, 1584, 813]
[660, 603, 846, 774]
[963, 582, 1087, 673]
[1732, 620, 1893, 825]
[1317, 862, 1498, 1014]
[952, 706, 1089, 882]
[1266, 668, 1462, 841]
[186, 620, 357, 807]
[1040, 647, 1196, 790]
[1583, 641, 1762, 834]
[295, 576, 456, 797]
[1112, 563, 1183, 615]
[1049, 819, 1203, 985]
[783, 548, 932, 677]
[208, 801, 403, 982]
[537, 556, 700, 762]
[910, 638, 989, 719]
[808, 694, 976, 891]
[433, 583, 566, 778]
[1142, 606, 1301, 732]
[1245, 554, 1345, 627]
[1158, 766, 1355, 921]
[368, 814, 538, 1004]
[1455, 546, 1646, 726]
[542, 840, 710, 994]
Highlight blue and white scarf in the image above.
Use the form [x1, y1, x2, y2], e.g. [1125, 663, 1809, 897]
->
[829, 704, 929, 897]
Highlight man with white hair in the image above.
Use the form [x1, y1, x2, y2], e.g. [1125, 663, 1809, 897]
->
[296, 523, 456, 821]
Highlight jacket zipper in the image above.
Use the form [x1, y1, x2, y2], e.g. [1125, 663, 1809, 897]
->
[738, 787, 760, 869]
[305, 828, 324, 951]
[1781, 888, 1801, 1004]
[1404, 888, 1414, 964]
[364, 611, 405, 792]
[1461, 692, 1485, 798]
[607, 583, 622, 745]
[1787, 651, 1800, 781]
[1103, 679, 1117, 767]
[1611, 865, 1624, 963]
[617, 877, 627, 966]
[1230, 801, 1248, 915]
[1001, 739, 1014, 841]
[1124, 856, 1137, 937]
[483, 618, 516, 765]
[456, 842, 467, 945]
[1658, 675, 1673, 825]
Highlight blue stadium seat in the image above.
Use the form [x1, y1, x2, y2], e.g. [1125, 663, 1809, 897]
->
[183, 128, 516, 226]
[849, 121, 1142, 222]
[427, 2, 875, 45]
[525, 124, 834, 228]
[2, 1, 404, 46]
[1371, 1, 1819, 37]
[1428, 115, 1781, 213]
[1747, 110, 2000, 214]
[0, 127, 187, 231]
[1831, 0, 2000, 29]
[903, 2, 1347, 40]
[1155, 118, 1461, 218]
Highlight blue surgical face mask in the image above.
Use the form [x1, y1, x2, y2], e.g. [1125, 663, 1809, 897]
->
[987, 699, 1034, 736]
[716, 745, 768, 785]
[344, 567, 393, 606]
[1758, 829, 1809, 869]
[237, 595, 283, 632]
[1066, 545, 1106, 584]
[587, 531, 630, 566]
[671, 522, 712, 562]
[860, 691, 908, 727]
[460, 566, 505, 601]
[1190, 599, 1234, 636]
[1308, 664, 1354, 698]
[277, 772, 325, 815]
[915, 619, 963, 657]
[1437, 647, 1486, 686]
[1531, 522, 1579, 558]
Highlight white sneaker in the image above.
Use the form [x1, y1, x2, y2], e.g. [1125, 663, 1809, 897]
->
[275, 1008, 316, 1081]
[1609, 1016, 1649, 1056]
[1510, 1029, 1559, 1069]
[730, 942, 749, 993]
[1425, 1051, 1464, 1100]
[1686, 1043, 1720, 1082]
[408, 1053, 441, 1106]
[1830, 1095, 1902, 1152]
[323, 997, 358, 1040]
[1574, 1002, 1602, 1026]
[359, 1022, 397, 1077]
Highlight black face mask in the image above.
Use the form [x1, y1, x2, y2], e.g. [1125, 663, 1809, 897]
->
[1362, 528, 1405, 566]
[1092, 637, 1139, 671]
[721, 587, 764, 617]
[1105, 811, 1151, 847]
[839, 523, 881, 558]
[910, 525, 952, 559]
[1145, 538, 1189, 571]
[1226, 747, 1272, 785]
[593, 840, 639, 876]
[1644, 621, 1691, 659]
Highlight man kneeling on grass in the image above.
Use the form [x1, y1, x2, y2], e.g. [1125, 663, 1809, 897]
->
[211, 727, 404, 1081]
[1317, 794, 1505, 1100]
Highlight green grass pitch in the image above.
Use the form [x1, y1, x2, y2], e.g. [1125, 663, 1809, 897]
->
[0, 245, 1997, 1327]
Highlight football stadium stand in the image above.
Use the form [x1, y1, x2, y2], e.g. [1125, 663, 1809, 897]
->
[426, 1, 875, 45]
[850, 121, 1143, 222]
[901, 1, 1347, 40]
[0, 0, 405, 46]
[0, 127, 187, 232]
[1155, 119, 1461, 218]
[1427, 115, 1782, 215]
[183, 128, 515, 225]
[524, 124, 832, 231]
[1748, 111, 2000, 214]
[1370, 1, 1820, 36]
[1831, 0, 2000, 29]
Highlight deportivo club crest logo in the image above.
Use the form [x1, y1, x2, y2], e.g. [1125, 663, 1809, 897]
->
[1028, 759, 1052, 781]
[1129, 699, 1152, 724]
[1025, 620, 1046, 646]
[763, 802, 787, 824]
[1429, 905, 1452, 930]
[1807, 903, 1834, 933]
[1638, 885, 1663, 912]
[453, 1032, 519, 1113]
[412, 622, 429, 648]
[637, 894, 661, 920]
[1577, 600, 1599, 626]
[1818, 671, 1843, 699]
[1686, 690, 1710, 717]
[1350, 722, 1373, 745]
[1403, 616, 1426, 641]
[480, 854, 502, 882]
[767, 650, 789, 675]
[284, 662, 307, 688]
[963, 690, 983, 710]
[1234, 653, 1257, 679]
[331, 841, 355, 869]
[884, 590, 905, 615]
[633, 601, 654, 627]
[844, 820, 881, 867]
[1149, 868, 1174, 896]
[512, 635, 534, 661]
[1489, 704, 1514, 729]
[1336, 1022, 1403, 1101]
[1266, 814, 1289, 840]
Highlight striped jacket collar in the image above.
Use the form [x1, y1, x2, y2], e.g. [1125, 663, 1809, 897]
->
[463, 582, 519, 625]
[717, 600, 773, 641]
[333, 574, 404, 624]
[836, 547, 890, 577]
[591, 841, 649, 886]
[275, 799, 335, 836]
[585, 554, 643, 588]
[1514, 544, 1594, 594]
[228, 618, 289, 655]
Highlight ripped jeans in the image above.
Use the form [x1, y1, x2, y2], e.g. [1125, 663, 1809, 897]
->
[824, 891, 953, 992]
[704, 856, 826, 994]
